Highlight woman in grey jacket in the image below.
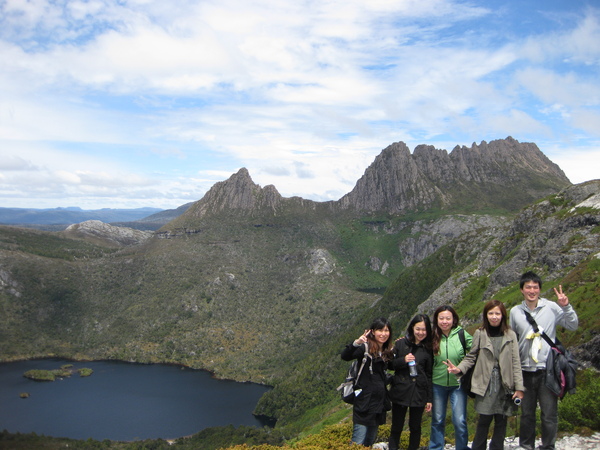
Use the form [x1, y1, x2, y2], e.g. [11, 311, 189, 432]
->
[445, 300, 524, 450]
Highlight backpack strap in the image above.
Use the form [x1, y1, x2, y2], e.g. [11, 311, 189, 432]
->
[356, 343, 370, 379]
[458, 328, 467, 355]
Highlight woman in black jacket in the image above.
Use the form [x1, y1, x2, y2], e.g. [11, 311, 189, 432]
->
[341, 317, 393, 447]
[388, 314, 433, 450]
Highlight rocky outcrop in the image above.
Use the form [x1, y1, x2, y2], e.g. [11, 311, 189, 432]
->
[63, 220, 153, 247]
[338, 141, 447, 213]
[180, 168, 285, 220]
[417, 181, 600, 326]
[572, 334, 600, 370]
[399, 214, 506, 267]
[339, 137, 570, 213]
[307, 248, 335, 274]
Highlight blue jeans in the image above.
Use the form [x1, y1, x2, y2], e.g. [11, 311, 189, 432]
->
[352, 422, 379, 447]
[430, 384, 469, 450]
[520, 370, 558, 450]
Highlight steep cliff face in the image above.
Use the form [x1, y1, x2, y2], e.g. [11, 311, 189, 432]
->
[339, 137, 571, 213]
[338, 142, 446, 213]
[166, 168, 328, 230]
[416, 180, 600, 317]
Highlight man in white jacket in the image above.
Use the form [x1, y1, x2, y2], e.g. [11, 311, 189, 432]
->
[509, 271, 579, 450]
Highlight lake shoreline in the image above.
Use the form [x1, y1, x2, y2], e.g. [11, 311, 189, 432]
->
[0, 354, 273, 387]
[1, 358, 274, 442]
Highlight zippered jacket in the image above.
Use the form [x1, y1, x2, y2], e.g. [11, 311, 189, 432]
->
[432, 326, 472, 387]
[341, 342, 389, 426]
[389, 336, 433, 406]
[509, 298, 578, 371]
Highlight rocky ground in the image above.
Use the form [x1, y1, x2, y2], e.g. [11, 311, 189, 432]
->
[372, 432, 600, 449]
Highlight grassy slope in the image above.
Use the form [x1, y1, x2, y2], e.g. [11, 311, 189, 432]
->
[0, 188, 598, 448]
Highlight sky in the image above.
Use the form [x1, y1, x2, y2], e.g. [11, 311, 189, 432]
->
[1, 0, 599, 211]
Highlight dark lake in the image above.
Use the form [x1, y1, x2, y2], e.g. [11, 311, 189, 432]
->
[0, 358, 272, 441]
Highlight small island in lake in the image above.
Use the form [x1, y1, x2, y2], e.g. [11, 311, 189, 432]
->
[23, 364, 94, 381]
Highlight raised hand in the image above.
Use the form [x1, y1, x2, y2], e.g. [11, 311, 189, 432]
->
[354, 329, 371, 346]
[442, 359, 461, 375]
[554, 285, 569, 307]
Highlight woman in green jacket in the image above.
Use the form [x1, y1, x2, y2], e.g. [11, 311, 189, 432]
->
[429, 305, 472, 450]
[445, 300, 524, 450]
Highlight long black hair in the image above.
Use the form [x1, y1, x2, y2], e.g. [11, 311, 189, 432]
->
[406, 314, 433, 350]
[366, 316, 393, 360]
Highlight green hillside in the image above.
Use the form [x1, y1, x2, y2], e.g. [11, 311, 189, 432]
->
[0, 181, 598, 448]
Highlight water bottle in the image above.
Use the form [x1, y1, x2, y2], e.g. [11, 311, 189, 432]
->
[408, 360, 418, 377]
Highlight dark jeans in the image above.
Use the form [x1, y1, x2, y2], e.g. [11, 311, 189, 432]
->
[520, 370, 558, 450]
[472, 413, 507, 450]
[388, 404, 425, 450]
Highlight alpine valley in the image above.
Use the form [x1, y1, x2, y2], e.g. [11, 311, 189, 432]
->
[1, 137, 599, 448]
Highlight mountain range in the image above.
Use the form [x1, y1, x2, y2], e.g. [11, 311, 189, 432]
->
[0, 136, 598, 445]
[0, 206, 165, 230]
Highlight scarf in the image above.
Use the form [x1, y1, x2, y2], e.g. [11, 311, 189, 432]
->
[525, 326, 544, 363]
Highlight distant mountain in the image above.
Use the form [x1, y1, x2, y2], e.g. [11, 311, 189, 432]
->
[0, 206, 163, 229]
[169, 137, 571, 231]
[133, 202, 194, 224]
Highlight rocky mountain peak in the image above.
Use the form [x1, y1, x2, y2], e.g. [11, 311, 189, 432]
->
[338, 141, 443, 213]
[167, 137, 572, 227]
[176, 168, 283, 221]
[339, 137, 571, 213]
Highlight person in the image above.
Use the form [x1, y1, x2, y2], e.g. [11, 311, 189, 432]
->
[429, 305, 472, 450]
[444, 300, 524, 450]
[388, 314, 433, 450]
[509, 271, 579, 450]
[341, 317, 394, 447]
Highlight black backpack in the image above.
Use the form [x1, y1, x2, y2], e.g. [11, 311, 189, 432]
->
[337, 343, 371, 404]
[523, 310, 577, 398]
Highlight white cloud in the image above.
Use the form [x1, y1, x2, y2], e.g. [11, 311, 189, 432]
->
[515, 68, 600, 108]
[0, 1, 598, 209]
[548, 146, 600, 184]
[521, 9, 600, 66]
[570, 109, 600, 136]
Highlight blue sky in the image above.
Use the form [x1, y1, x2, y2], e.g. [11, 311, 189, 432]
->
[1, 0, 599, 210]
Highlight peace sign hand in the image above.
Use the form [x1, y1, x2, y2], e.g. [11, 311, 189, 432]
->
[554, 285, 569, 307]
[442, 359, 461, 375]
[354, 329, 371, 346]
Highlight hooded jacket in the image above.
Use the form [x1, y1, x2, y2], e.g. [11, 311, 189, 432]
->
[432, 326, 472, 387]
